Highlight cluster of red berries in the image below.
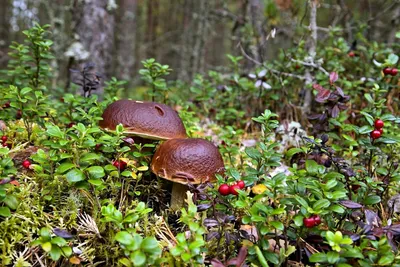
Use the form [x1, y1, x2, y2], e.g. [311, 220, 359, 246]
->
[1, 135, 11, 148]
[371, 119, 384, 140]
[218, 180, 245, 196]
[113, 159, 127, 171]
[22, 159, 31, 169]
[383, 67, 398, 76]
[303, 215, 321, 228]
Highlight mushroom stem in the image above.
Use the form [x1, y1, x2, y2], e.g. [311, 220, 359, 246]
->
[170, 183, 189, 210]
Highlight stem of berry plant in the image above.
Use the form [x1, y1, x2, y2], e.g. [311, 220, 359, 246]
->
[367, 142, 374, 177]
[326, 152, 352, 200]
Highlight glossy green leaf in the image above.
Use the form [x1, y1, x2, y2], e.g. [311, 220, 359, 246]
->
[65, 168, 85, 183]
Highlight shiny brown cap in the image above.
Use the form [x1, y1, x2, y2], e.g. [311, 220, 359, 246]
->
[99, 100, 187, 140]
[151, 138, 225, 184]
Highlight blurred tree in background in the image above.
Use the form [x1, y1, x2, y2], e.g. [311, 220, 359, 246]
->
[0, 0, 398, 94]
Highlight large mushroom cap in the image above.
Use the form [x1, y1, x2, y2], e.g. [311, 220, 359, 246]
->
[99, 99, 187, 140]
[151, 138, 225, 185]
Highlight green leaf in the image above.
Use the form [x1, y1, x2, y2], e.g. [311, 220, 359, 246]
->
[263, 251, 279, 264]
[80, 153, 101, 163]
[245, 147, 262, 160]
[269, 221, 284, 231]
[40, 227, 52, 239]
[329, 204, 345, 213]
[42, 242, 52, 252]
[3, 195, 19, 210]
[313, 199, 330, 210]
[364, 195, 381, 205]
[51, 237, 67, 247]
[20, 87, 33, 95]
[61, 246, 72, 257]
[0, 206, 11, 217]
[286, 148, 304, 159]
[115, 231, 134, 246]
[49, 245, 61, 261]
[330, 190, 347, 200]
[388, 53, 399, 65]
[294, 196, 309, 208]
[305, 160, 319, 174]
[56, 162, 75, 174]
[119, 258, 132, 267]
[327, 251, 340, 264]
[309, 252, 328, 263]
[118, 258, 132, 267]
[88, 179, 103, 186]
[293, 215, 304, 226]
[46, 124, 64, 139]
[86, 166, 105, 179]
[358, 125, 372, 134]
[378, 254, 394, 265]
[364, 93, 374, 104]
[141, 237, 159, 252]
[65, 168, 85, 183]
[360, 111, 374, 125]
[130, 250, 146, 266]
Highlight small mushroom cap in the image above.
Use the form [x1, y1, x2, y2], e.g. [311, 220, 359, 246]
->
[151, 138, 225, 185]
[99, 99, 187, 140]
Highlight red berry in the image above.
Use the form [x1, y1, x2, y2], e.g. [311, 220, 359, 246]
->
[236, 180, 245, 189]
[22, 160, 31, 169]
[371, 129, 382, 139]
[379, 128, 383, 134]
[374, 119, 384, 129]
[3, 142, 12, 149]
[351, 184, 360, 193]
[113, 160, 127, 171]
[1, 136, 7, 142]
[383, 68, 392, 75]
[218, 184, 230, 196]
[391, 68, 398, 76]
[95, 144, 102, 151]
[229, 184, 241, 195]
[303, 217, 315, 228]
[348, 51, 355, 57]
[311, 215, 321, 225]
[16, 110, 22, 119]
[67, 122, 75, 128]
[3, 101, 10, 108]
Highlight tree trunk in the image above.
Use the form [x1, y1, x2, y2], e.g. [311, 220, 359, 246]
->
[115, 0, 137, 85]
[145, 0, 159, 60]
[248, 0, 266, 63]
[0, 0, 11, 69]
[70, 0, 116, 96]
[301, 0, 318, 115]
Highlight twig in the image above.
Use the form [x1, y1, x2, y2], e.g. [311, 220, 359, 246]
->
[239, 42, 306, 80]
[269, 69, 306, 80]
[238, 42, 262, 65]
[34, 252, 46, 267]
[290, 58, 329, 76]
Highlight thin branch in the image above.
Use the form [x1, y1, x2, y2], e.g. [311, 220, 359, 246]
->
[290, 58, 329, 76]
[34, 252, 46, 267]
[239, 42, 306, 80]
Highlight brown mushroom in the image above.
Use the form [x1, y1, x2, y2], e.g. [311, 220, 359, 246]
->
[99, 99, 187, 140]
[151, 138, 225, 210]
